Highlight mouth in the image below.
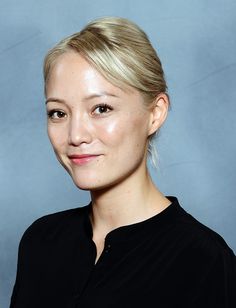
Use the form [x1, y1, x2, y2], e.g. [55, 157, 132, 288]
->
[68, 154, 102, 165]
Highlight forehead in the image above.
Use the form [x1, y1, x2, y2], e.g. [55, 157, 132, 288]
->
[46, 51, 143, 103]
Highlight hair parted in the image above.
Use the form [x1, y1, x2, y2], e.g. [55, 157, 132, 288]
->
[43, 16, 169, 168]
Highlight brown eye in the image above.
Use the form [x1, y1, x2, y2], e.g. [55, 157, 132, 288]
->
[47, 110, 66, 119]
[93, 104, 113, 115]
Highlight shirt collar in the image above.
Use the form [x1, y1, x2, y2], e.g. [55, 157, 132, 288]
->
[84, 196, 183, 243]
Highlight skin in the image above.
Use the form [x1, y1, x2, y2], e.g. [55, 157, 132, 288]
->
[46, 51, 171, 262]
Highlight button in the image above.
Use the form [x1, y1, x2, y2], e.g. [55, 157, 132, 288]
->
[105, 244, 111, 253]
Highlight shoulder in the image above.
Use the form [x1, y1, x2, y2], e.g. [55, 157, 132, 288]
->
[165, 199, 236, 302]
[19, 204, 90, 247]
[171, 200, 236, 272]
[178, 208, 234, 254]
[176, 210, 236, 305]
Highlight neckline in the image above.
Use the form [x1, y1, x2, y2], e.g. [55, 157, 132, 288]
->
[84, 196, 182, 243]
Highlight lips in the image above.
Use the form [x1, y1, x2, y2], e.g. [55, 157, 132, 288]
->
[68, 154, 101, 165]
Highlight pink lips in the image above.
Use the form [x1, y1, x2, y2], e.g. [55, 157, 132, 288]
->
[68, 154, 101, 165]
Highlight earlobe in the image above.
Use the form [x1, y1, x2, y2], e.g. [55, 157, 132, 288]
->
[148, 93, 169, 136]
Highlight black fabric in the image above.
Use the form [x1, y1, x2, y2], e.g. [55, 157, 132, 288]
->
[10, 196, 236, 308]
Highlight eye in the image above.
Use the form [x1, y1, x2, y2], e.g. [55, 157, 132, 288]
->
[93, 104, 113, 115]
[47, 110, 66, 120]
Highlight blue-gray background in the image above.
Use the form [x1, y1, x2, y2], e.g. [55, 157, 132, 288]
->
[1, 0, 236, 307]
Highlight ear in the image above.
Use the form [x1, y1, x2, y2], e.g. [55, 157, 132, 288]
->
[148, 93, 169, 136]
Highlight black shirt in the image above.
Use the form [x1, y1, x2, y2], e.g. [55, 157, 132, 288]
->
[10, 196, 236, 308]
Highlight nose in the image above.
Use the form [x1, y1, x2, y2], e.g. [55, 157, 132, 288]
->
[68, 113, 93, 146]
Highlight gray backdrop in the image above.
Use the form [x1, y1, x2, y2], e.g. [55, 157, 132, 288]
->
[1, 0, 236, 307]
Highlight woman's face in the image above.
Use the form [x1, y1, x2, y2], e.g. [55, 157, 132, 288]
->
[46, 51, 155, 191]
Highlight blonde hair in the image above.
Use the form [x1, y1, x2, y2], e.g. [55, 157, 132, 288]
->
[44, 16, 168, 167]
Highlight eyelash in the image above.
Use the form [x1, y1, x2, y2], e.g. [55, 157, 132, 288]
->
[92, 103, 113, 115]
[47, 104, 113, 120]
[47, 110, 66, 119]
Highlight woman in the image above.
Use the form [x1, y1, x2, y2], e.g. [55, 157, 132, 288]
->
[10, 17, 235, 308]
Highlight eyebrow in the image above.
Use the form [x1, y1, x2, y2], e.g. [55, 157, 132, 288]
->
[45, 98, 65, 105]
[45, 92, 119, 105]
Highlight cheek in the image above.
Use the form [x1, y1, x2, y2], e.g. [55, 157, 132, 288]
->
[102, 119, 120, 136]
[47, 125, 66, 150]
[95, 114, 148, 150]
[95, 116, 129, 147]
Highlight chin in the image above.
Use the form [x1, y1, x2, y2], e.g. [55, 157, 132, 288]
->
[72, 180, 107, 192]
[70, 171, 123, 192]
[70, 174, 105, 191]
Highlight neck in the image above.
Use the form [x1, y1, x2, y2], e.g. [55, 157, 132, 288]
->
[89, 163, 171, 237]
